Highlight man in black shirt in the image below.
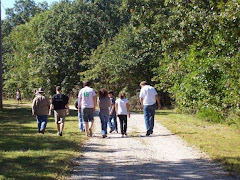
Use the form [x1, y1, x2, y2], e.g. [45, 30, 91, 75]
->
[49, 86, 69, 136]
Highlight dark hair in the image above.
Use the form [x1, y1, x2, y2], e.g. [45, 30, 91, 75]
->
[56, 86, 61, 91]
[99, 88, 108, 98]
[108, 90, 114, 95]
[119, 92, 126, 99]
[83, 80, 91, 87]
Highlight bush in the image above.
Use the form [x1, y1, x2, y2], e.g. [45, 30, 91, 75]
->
[196, 106, 225, 123]
[129, 95, 142, 111]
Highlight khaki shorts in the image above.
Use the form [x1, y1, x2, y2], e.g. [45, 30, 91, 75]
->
[54, 109, 66, 124]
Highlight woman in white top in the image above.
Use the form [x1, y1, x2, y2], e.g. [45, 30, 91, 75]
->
[115, 92, 130, 137]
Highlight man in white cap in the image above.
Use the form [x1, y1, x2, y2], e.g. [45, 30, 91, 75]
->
[32, 88, 50, 134]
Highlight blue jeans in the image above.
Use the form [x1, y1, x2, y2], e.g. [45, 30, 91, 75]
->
[36, 115, 48, 132]
[78, 112, 84, 132]
[108, 114, 117, 131]
[143, 104, 156, 133]
[99, 112, 109, 135]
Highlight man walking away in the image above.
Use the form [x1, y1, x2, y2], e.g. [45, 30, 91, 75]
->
[139, 81, 161, 136]
[49, 86, 69, 136]
[78, 81, 97, 137]
[32, 88, 50, 134]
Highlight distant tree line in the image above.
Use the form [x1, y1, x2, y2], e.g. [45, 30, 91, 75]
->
[2, 0, 239, 122]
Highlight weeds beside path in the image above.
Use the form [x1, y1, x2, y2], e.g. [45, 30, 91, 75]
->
[0, 102, 86, 179]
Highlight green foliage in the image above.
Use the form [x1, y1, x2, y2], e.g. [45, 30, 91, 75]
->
[196, 106, 225, 123]
[3, 0, 239, 122]
[3, 0, 129, 98]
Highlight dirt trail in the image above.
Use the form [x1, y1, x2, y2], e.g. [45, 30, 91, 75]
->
[71, 113, 233, 180]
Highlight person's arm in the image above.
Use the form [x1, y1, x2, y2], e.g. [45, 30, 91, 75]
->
[32, 99, 36, 116]
[110, 103, 114, 115]
[66, 103, 70, 115]
[78, 97, 81, 113]
[74, 99, 78, 109]
[97, 98, 100, 109]
[155, 95, 161, 109]
[93, 95, 97, 112]
[140, 98, 143, 107]
[49, 104, 53, 115]
[126, 103, 130, 118]
[115, 103, 118, 116]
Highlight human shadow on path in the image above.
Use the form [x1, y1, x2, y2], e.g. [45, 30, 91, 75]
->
[72, 141, 237, 180]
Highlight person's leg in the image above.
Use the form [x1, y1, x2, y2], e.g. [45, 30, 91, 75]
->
[118, 115, 124, 136]
[85, 122, 89, 136]
[143, 105, 151, 134]
[113, 114, 118, 132]
[88, 108, 94, 137]
[78, 112, 84, 132]
[60, 122, 64, 136]
[148, 104, 156, 134]
[40, 115, 48, 133]
[36, 116, 41, 133]
[99, 113, 105, 136]
[103, 114, 109, 136]
[123, 115, 127, 135]
[108, 115, 114, 131]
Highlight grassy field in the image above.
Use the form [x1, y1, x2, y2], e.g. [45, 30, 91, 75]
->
[0, 101, 86, 180]
[155, 110, 240, 176]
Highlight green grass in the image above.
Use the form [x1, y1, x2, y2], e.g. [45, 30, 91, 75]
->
[155, 110, 240, 176]
[0, 101, 86, 180]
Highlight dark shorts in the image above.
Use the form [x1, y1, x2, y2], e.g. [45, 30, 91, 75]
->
[81, 108, 94, 122]
[54, 109, 66, 124]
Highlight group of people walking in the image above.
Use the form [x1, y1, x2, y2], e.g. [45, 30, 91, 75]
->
[32, 86, 69, 136]
[31, 80, 161, 138]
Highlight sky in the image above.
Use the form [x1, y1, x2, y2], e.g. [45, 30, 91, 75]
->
[1, 0, 59, 19]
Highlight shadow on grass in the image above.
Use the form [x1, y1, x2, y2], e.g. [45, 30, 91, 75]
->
[0, 105, 83, 179]
[0, 154, 74, 180]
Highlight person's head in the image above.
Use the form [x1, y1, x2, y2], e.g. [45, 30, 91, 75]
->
[108, 90, 114, 98]
[140, 81, 147, 88]
[38, 88, 44, 94]
[83, 80, 91, 87]
[119, 92, 126, 99]
[99, 88, 108, 98]
[56, 86, 62, 93]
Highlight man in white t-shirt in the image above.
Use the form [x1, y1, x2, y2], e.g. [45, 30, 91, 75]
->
[78, 81, 97, 137]
[139, 81, 161, 136]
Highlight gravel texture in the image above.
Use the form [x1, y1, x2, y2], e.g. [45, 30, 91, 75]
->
[71, 113, 234, 180]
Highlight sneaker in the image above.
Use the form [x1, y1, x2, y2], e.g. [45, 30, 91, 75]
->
[102, 134, 107, 138]
[146, 132, 150, 136]
[109, 128, 114, 133]
[89, 128, 92, 137]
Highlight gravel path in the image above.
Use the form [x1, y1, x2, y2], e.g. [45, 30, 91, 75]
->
[71, 113, 233, 180]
